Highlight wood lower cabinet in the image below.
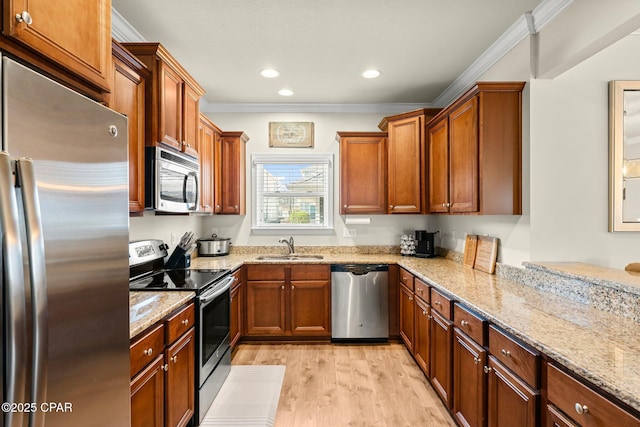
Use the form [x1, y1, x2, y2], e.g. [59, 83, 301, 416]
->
[2, 0, 111, 98]
[487, 355, 538, 427]
[336, 131, 387, 214]
[453, 329, 487, 427]
[121, 43, 205, 156]
[110, 40, 148, 214]
[427, 82, 524, 215]
[430, 309, 453, 408]
[245, 264, 330, 338]
[229, 268, 244, 349]
[218, 132, 249, 214]
[130, 303, 195, 427]
[399, 283, 415, 351]
[414, 295, 431, 376]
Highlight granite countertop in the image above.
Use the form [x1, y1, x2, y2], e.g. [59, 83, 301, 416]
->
[129, 291, 195, 339]
[190, 252, 640, 413]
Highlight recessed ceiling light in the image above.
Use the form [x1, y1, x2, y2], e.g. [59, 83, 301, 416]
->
[362, 69, 381, 79]
[278, 89, 294, 96]
[260, 69, 280, 78]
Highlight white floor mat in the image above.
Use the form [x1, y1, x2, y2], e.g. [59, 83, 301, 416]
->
[200, 365, 285, 427]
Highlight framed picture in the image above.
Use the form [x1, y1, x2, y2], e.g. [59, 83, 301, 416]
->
[269, 122, 314, 148]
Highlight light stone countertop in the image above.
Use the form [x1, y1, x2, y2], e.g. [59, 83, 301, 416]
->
[129, 291, 195, 339]
[190, 253, 640, 413]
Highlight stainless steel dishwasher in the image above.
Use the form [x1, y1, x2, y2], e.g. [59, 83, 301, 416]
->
[331, 264, 389, 341]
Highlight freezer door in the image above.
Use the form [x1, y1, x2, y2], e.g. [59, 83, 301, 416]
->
[2, 57, 131, 426]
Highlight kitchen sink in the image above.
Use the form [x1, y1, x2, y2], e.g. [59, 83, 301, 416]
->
[255, 254, 324, 260]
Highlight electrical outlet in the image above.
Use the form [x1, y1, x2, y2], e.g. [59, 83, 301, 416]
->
[171, 232, 177, 245]
[343, 228, 356, 238]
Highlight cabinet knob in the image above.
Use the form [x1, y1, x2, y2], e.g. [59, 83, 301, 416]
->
[216, 205, 220, 209]
[143, 348, 153, 356]
[389, 205, 394, 209]
[281, 285, 285, 290]
[427, 315, 433, 320]
[422, 310, 427, 315]
[182, 319, 189, 326]
[434, 301, 441, 306]
[473, 357, 481, 365]
[574, 403, 589, 415]
[483, 366, 492, 374]
[291, 285, 295, 290]
[343, 205, 347, 208]
[460, 320, 468, 327]
[408, 296, 413, 301]
[15, 11, 32, 25]
[445, 202, 451, 208]
[442, 203, 446, 207]
[162, 364, 169, 372]
[501, 349, 511, 357]
[171, 355, 178, 363]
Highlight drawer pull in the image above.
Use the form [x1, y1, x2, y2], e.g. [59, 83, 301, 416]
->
[427, 315, 433, 320]
[460, 320, 468, 327]
[483, 366, 492, 374]
[182, 319, 189, 326]
[575, 403, 589, 415]
[501, 349, 511, 357]
[473, 356, 481, 365]
[143, 348, 153, 356]
[434, 301, 441, 306]
[417, 288, 422, 294]
[408, 296, 413, 301]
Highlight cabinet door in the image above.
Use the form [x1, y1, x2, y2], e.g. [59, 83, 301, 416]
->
[246, 281, 286, 335]
[414, 297, 430, 376]
[453, 330, 486, 427]
[388, 115, 423, 213]
[428, 118, 449, 213]
[339, 133, 387, 214]
[130, 355, 164, 427]
[430, 310, 453, 408]
[399, 284, 415, 351]
[182, 84, 200, 157]
[220, 134, 246, 214]
[112, 53, 146, 214]
[198, 116, 215, 212]
[449, 97, 479, 213]
[487, 356, 538, 427]
[5, 0, 111, 91]
[213, 130, 223, 213]
[159, 64, 183, 150]
[230, 280, 243, 348]
[165, 328, 195, 427]
[290, 280, 331, 336]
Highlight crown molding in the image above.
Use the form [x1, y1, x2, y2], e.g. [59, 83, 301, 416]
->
[199, 100, 432, 114]
[111, 7, 146, 42]
[432, 0, 573, 107]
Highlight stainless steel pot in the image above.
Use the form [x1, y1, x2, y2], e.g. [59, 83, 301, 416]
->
[197, 234, 231, 257]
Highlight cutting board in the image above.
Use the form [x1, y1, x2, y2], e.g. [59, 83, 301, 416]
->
[474, 236, 498, 274]
[463, 235, 478, 268]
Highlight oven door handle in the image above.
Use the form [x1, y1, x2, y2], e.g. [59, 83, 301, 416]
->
[199, 275, 235, 303]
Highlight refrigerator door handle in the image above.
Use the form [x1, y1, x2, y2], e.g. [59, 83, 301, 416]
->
[0, 152, 28, 427]
[16, 158, 48, 427]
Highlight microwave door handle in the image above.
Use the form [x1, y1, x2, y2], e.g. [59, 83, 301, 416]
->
[16, 158, 48, 427]
[184, 171, 199, 211]
[199, 275, 235, 303]
[0, 152, 28, 427]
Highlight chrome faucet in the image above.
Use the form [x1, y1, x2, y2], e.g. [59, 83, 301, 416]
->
[278, 236, 295, 254]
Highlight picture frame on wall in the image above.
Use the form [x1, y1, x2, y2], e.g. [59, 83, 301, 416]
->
[269, 122, 314, 148]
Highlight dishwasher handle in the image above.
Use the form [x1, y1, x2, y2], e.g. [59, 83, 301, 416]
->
[331, 264, 388, 275]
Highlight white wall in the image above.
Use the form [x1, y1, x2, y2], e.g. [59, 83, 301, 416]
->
[202, 112, 430, 247]
[530, 34, 640, 269]
[130, 211, 205, 253]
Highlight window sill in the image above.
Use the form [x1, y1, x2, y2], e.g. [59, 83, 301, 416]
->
[251, 227, 335, 236]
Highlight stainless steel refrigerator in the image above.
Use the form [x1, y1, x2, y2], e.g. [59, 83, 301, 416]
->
[0, 56, 131, 426]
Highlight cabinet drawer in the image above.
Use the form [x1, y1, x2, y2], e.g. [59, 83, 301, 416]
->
[399, 268, 414, 291]
[414, 277, 430, 303]
[231, 268, 242, 290]
[165, 303, 195, 344]
[130, 323, 165, 378]
[290, 264, 330, 280]
[430, 288, 452, 319]
[547, 364, 640, 427]
[453, 304, 486, 345]
[488, 325, 539, 388]
[246, 264, 285, 280]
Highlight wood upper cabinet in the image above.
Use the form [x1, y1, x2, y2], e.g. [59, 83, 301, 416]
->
[218, 131, 249, 215]
[110, 40, 148, 214]
[336, 131, 387, 214]
[121, 43, 205, 157]
[245, 264, 331, 338]
[2, 0, 112, 97]
[426, 82, 524, 215]
[379, 108, 441, 214]
[198, 114, 219, 213]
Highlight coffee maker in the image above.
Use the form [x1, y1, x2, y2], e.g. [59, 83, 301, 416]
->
[414, 230, 438, 258]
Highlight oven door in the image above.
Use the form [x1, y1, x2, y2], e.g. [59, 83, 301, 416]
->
[198, 274, 234, 385]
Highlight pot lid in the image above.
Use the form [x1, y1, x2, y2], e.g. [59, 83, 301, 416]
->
[198, 233, 231, 242]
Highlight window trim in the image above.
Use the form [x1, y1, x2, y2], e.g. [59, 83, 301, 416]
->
[251, 153, 334, 234]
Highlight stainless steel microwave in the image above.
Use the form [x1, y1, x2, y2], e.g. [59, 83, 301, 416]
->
[145, 146, 199, 213]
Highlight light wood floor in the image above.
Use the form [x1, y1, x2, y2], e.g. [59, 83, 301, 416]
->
[232, 343, 456, 427]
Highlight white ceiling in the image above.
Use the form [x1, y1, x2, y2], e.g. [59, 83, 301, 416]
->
[112, 0, 544, 109]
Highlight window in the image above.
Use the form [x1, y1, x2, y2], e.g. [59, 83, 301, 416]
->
[252, 154, 333, 232]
